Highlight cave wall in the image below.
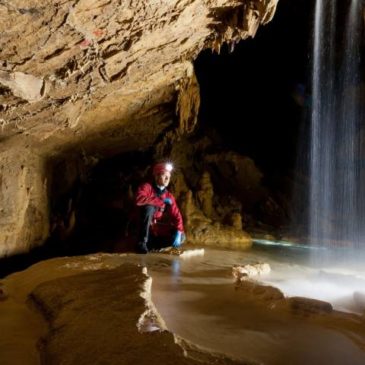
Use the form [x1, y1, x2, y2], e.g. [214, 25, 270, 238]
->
[0, 143, 49, 256]
[0, 0, 278, 257]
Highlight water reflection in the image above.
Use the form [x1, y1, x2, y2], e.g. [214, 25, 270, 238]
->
[148, 247, 365, 365]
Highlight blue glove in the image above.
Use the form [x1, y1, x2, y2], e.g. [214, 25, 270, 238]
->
[163, 198, 172, 205]
[172, 230, 182, 248]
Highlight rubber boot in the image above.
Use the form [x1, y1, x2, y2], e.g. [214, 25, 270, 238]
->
[137, 241, 148, 254]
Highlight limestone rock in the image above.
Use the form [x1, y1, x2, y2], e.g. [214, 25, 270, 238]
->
[235, 279, 284, 303]
[204, 151, 267, 213]
[30, 262, 244, 365]
[179, 189, 251, 249]
[176, 69, 200, 134]
[288, 296, 333, 315]
[180, 189, 211, 228]
[0, 145, 49, 256]
[197, 170, 214, 218]
[0, 71, 44, 103]
[188, 222, 252, 249]
[226, 212, 243, 230]
[232, 262, 271, 280]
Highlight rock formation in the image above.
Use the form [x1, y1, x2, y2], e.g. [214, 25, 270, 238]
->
[2, 252, 363, 364]
[0, 0, 278, 256]
[232, 262, 271, 280]
[178, 182, 251, 249]
[197, 171, 214, 217]
[0, 254, 249, 364]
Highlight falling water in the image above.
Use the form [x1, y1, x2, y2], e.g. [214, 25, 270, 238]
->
[310, 0, 363, 248]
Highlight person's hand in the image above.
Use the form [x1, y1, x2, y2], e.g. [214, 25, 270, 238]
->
[172, 230, 182, 248]
[163, 198, 172, 205]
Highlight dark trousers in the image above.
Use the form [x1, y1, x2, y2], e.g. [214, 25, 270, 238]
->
[139, 205, 173, 250]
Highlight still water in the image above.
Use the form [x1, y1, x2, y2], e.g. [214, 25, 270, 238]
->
[144, 244, 365, 365]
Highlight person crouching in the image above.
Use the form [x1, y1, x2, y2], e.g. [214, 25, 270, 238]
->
[135, 162, 185, 254]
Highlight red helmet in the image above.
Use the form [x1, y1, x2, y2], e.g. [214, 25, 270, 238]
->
[152, 162, 173, 176]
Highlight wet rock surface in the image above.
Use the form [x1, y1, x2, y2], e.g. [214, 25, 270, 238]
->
[150, 248, 365, 365]
[32, 264, 235, 365]
[1, 253, 250, 365]
[233, 262, 271, 280]
[1, 249, 365, 364]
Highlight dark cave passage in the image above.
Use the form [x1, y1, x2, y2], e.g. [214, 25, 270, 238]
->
[194, 0, 313, 174]
[193, 0, 314, 235]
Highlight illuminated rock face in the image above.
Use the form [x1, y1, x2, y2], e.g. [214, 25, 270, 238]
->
[178, 175, 252, 249]
[0, 0, 278, 257]
[0, 145, 49, 256]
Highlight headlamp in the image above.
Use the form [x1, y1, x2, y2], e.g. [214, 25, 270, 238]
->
[165, 163, 173, 172]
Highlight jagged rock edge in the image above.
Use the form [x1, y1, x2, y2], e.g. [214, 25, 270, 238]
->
[138, 267, 252, 364]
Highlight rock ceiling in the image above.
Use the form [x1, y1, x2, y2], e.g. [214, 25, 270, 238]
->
[0, 0, 277, 154]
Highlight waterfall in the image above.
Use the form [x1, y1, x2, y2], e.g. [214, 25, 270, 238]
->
[310, 0, 363, 247]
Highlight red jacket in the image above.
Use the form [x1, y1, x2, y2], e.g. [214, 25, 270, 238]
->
[135, 182, 184, 236]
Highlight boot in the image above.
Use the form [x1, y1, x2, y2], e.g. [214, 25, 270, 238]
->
[137, 241, 148, 254]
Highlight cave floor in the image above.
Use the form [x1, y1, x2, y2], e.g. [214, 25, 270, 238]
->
[1, 246, 365, 365]
[148, 246, 365, 365]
